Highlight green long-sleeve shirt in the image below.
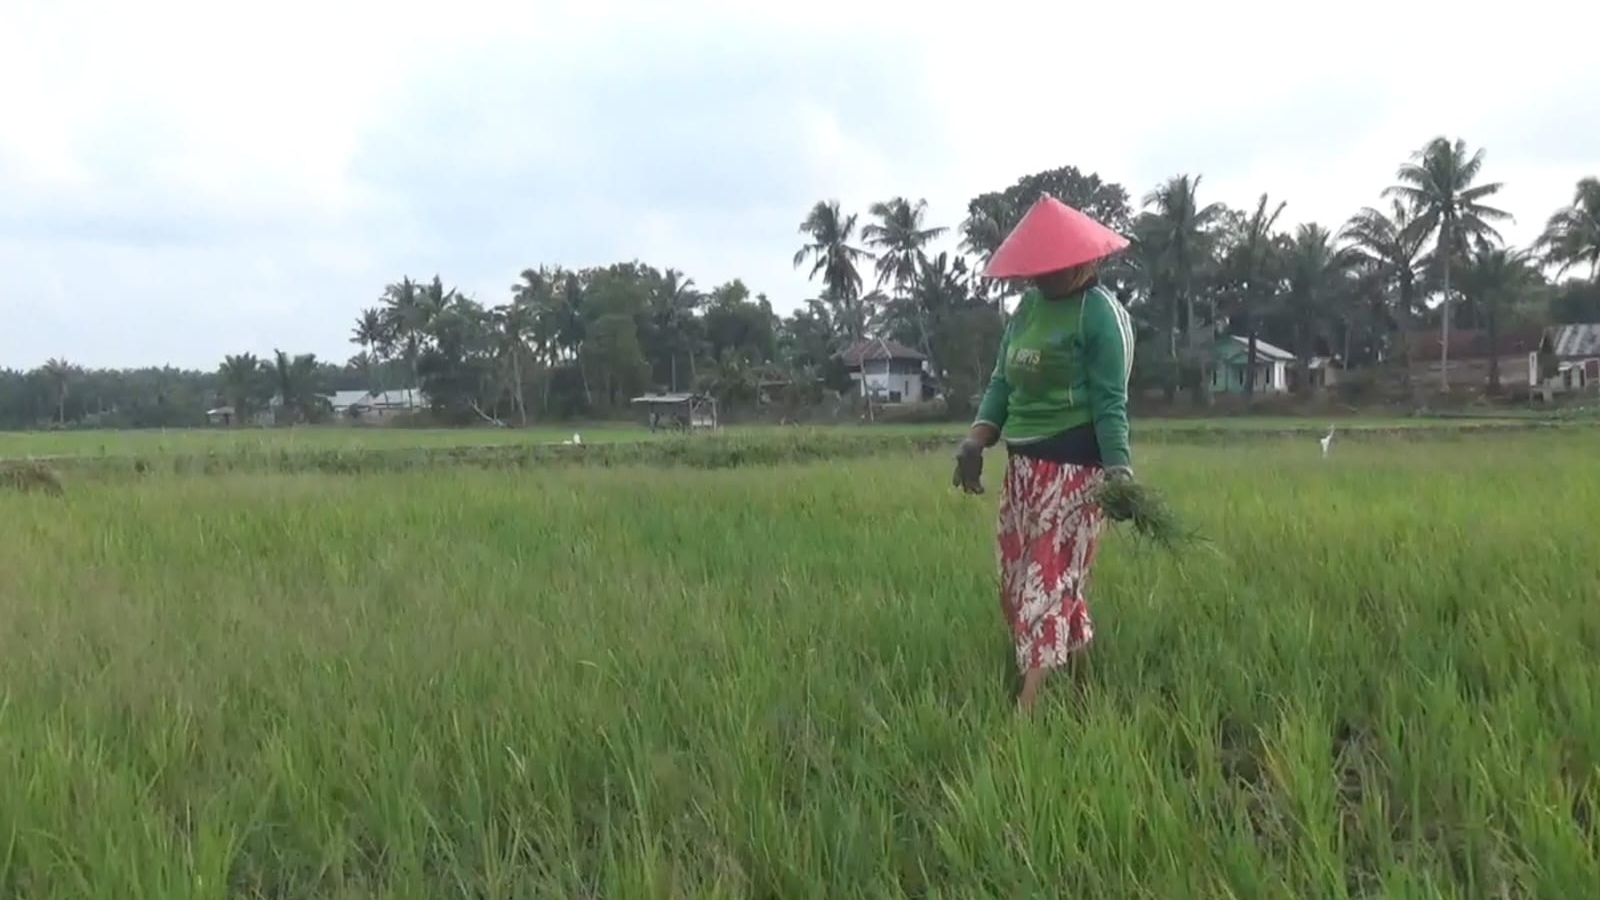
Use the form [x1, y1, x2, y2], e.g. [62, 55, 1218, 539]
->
[973, 284, 1134, 468]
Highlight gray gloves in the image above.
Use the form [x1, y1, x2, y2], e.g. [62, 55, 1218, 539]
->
[952, 437, 986, 494]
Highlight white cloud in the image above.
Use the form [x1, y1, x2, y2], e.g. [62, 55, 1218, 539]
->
[1, 0, 1595, 368]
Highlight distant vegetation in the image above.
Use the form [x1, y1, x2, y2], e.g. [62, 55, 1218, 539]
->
[5, 138, 1598, 430]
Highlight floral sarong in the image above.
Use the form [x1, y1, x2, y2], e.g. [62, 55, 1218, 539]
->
[996, 455, 1106, 673]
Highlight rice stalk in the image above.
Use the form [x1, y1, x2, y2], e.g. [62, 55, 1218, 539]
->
[1092, 477, 1198, 551]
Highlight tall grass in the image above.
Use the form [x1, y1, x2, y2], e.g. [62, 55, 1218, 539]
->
[0, 415, 1551, 464]
[0, 434, 1596, 897]
[11, 421, 1589, 485]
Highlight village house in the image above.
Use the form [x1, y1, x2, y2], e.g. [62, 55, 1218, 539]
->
[1209, 334, 1295, 394]
[1533, 323, 1600, 397]
[839, 339, 927, 404]
[1544, 323, 1600, 379]
[1406, 328, 1547, 389]
[204, 405, 272, 427]
[207, 388, 427, 427]
[332, 388, 428, 421]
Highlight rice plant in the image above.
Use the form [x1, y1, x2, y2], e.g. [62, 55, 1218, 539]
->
[0, 431, 1595, 897]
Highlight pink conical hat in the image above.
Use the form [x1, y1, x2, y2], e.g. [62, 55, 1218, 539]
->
[982, 195, 1130, 279]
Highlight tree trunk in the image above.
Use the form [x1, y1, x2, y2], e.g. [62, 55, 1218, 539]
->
[1293, 323, 1311, 395]
[512, 351, 527, 426]
[1186, 281, 1212, 407]
[1396, 278, 1414, 394]
[1486, 300, 1501, 394]
[1438, 225, 1453, 393]
[1245, 327, 1260, 399]
[1164, 292, 1179, 403]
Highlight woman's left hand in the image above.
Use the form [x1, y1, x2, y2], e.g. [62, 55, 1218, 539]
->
[1105, 465, 1134, 483]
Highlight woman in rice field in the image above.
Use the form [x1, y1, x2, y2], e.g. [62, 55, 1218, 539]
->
[952, 195, 1136, 713]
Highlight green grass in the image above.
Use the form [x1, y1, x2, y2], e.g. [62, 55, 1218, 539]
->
[2, 433, 1597, 896]
[0, 414, 1541, 462]
[0, 423, 659, 459]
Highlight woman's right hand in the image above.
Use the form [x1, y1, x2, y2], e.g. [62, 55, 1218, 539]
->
[952, 425, 995, 494]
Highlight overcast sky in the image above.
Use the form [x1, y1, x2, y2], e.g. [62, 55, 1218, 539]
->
[2, 0, 1596, 370]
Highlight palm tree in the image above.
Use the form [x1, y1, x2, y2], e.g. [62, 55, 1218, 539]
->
[1384, 137, 1512, 391]
[863, 197, 946, 293]
[417, 276, 458, 325]
[649, 268, 703, 391]
[1536, 177, 1600, 281]
[509, 267, 561, 413]
[863, 197, 947, 364]
[42, 358, 75, 425]
[552, 270, 592, 406]
[510, 268, 554, 365]
[794, 200, 873, 341]
[959, 197, 1011, 263]
[1338, 199, 1429, 387]
[1457, 241, 1535, 393]
[350, 307, 389, 393]
[1139, 175, 1225, 403]
[490, 301, 535, 425]
[380, 277, 428, 391]
[270, 350, 324, 424]
[869, 251, 969, 382]
[1222, 194, 1287, 397]
[217, 353, 264, 423]
[1283, 223, 1346, 392]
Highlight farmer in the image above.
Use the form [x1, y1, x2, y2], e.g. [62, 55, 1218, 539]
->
[952, 195, 1136, 713]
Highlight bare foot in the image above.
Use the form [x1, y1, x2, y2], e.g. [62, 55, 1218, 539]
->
[1015, 667, 1047, 714]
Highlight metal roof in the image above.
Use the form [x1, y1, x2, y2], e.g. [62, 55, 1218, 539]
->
[840, 338, 926, 365]
[1222, 334, 1295, 361]
[328, 388, 426, 408]
[367, 389, 425, 407]
[1547, 323, 1600, 359]
[329, 389, 370, 409]
[630, 393, 709, 404]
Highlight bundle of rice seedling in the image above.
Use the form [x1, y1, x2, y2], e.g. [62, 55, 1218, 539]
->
[1092, 477, 1197, 551]
[0, 462, 65, 496]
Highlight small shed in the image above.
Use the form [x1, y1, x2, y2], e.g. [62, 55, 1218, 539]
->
[631, 393, 719, 431]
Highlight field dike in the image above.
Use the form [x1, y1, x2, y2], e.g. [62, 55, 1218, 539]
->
[1, 419, 1590, 486]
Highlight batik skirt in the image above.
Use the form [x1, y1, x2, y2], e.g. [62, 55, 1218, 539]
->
[996, 454, 1107, 673]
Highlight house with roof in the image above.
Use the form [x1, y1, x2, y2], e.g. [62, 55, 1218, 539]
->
[1544, 323, 1600, 381]
[1532, 323, 1600, 397]
[838, 339, 927, 404]
[1210, 334, 1295, 394]
[1407, 328, 1548, 388]
[331, 388, 428, 421]
[205, 404, 273, 427]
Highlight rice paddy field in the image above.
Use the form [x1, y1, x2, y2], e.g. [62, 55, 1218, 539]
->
[2, 426, 1597, 897]
[0, 414, 1542, 461]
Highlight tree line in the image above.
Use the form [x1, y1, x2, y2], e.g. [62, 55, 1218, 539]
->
[4, 135, 1597, 430]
